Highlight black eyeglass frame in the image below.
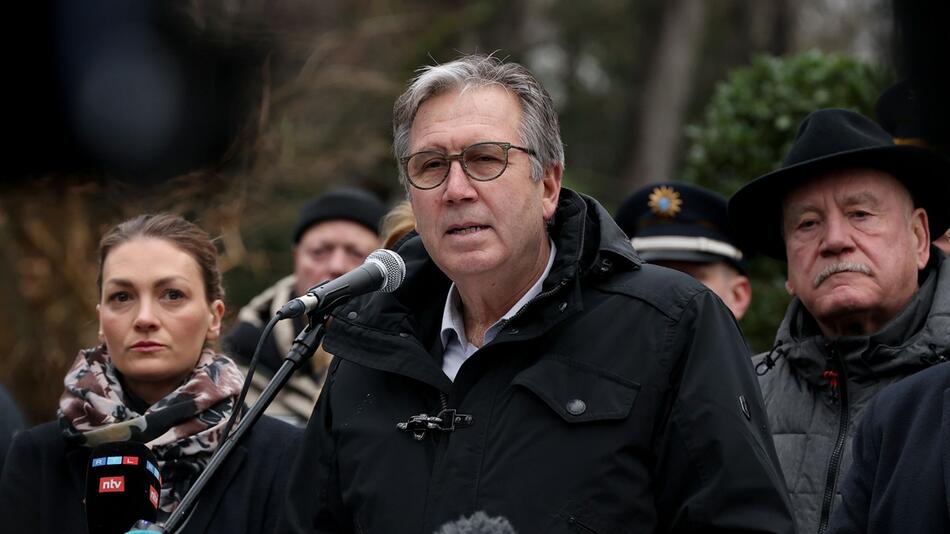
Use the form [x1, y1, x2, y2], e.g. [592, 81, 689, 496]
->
[400, 141, 536, 190]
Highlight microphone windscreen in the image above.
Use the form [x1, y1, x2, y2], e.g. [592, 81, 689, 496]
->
[84, 441, 162, 534]
[366, 249, 405, 293]
[434, 511, 518, 534]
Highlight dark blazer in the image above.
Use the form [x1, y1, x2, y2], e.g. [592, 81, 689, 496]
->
[828, 361, 950, 533]
[0, 416, 300, 533]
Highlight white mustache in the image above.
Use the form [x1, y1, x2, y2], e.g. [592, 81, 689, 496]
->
[813, 262, 871, 288]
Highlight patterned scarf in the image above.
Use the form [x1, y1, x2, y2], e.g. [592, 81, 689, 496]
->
[58, 345, 245, 521]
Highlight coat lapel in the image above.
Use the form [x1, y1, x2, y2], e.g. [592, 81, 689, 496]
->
[172, 445, 248, 532]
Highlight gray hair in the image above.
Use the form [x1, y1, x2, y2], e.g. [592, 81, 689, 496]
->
[392, 54, 565, 188]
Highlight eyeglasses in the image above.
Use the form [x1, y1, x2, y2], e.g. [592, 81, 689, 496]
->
[401, 142, 536, 190]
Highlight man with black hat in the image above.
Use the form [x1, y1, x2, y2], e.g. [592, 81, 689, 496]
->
[615, 181, 752, 319]
[729, 108, 950, 534]
[224, 187, 387, 425]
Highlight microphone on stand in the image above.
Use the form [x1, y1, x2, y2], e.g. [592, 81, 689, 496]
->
[84, 441, 162, 534]
[278, 249, 406, 319]
[222, 248, 404, 451]
[161, 251, 407, 534]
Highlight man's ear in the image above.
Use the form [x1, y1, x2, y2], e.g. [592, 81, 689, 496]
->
[911, 207, 930, 270]
[540, 164, 562, 222]
[728, 275, 752, 321]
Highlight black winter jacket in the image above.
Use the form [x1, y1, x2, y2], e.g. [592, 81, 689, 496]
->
[0, 416, 300, 533]
[280, 189, 794, 534]
[826, 360, 950, 533]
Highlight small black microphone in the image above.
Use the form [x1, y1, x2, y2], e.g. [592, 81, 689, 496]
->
[84, 441, 162, 534]
[434, 512, 518, 534]
[278, 249, 406, 318]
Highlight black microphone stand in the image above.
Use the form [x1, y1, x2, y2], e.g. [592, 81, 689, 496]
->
[155, 313, 329, 534]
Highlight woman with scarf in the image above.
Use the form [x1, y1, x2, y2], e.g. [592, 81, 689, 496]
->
[0, 213, 301, 533]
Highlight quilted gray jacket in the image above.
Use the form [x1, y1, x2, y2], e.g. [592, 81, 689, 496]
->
[753, 250, 950, 534]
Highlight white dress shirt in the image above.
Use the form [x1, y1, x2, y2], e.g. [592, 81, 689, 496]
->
[439, 240, 557, 382]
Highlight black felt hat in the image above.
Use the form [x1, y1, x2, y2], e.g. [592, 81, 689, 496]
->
[729, 108, 950, 259]
[615, 181, 750, 274]
[293, 188, 387, 243]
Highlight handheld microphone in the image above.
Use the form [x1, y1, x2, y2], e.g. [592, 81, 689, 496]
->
[434, 512, 518, 534]
[278, 249, 406, 318]
[84, 441, 162, 534]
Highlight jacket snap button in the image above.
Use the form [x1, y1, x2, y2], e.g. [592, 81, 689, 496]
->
[399, 332, 409, 338]
[347, 311, 358, 320]
[508, 328, 520, 335]
[558, 301, 567, 312]
[566, 399, 586, 415]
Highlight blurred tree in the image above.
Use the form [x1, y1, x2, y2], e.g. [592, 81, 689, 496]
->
[681, 50, 890, 351]
[622, 0, 706, 191]
[0, 182, 102, 426]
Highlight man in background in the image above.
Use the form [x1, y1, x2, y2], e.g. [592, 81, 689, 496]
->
[615, 181, 752, 320]
[224, 187, 386, 425]
[729, 108, 950, 534]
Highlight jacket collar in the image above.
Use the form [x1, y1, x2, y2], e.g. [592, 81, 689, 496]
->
[774, 249, 950, 383]
[321, 188, 641, 392]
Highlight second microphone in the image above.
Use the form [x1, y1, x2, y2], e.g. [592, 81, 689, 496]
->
[278, 249, 406, 319]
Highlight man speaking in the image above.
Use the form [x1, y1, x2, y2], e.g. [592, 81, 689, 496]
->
[280, 54, 793, 533]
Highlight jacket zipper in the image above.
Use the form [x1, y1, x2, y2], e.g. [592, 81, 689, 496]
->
[505, 279, 570, 326]
[817, 347, 849, 534]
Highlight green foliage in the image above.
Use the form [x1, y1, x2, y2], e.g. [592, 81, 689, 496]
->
[681, 50, 890, 351]
[683, 49, 889, 193]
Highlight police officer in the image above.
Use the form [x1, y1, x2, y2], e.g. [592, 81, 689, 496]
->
[615, 181, 752, 319]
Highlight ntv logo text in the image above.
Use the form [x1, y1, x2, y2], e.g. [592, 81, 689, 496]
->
[99, 476, 125, 493]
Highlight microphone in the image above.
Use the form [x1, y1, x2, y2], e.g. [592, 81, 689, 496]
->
[84, 441, 162, 534]
[434, 512, 518, 534]
[278, 249, 406, 318]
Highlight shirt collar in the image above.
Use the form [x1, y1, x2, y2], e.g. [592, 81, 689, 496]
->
[440, 239, 557, 349]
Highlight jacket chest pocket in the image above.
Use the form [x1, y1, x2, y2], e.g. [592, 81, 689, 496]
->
[511, 357, 640, 423]
[506, 357, 647, 533]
